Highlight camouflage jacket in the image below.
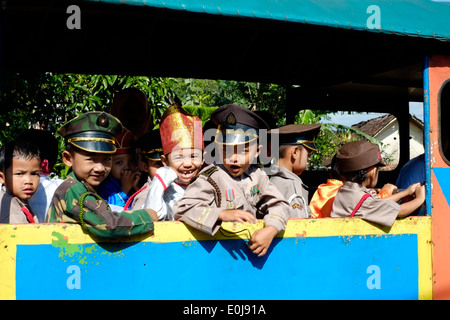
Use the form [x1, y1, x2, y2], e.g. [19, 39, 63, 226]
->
[46, 171, 154, 239]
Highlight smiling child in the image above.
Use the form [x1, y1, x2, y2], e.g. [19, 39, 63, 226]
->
[142, 105, 204, 220]
[46, 111, 157, 239]
[174, 104, 291, 257]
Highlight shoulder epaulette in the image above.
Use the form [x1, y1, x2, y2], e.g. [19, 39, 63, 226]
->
[200, 165, 218, 178]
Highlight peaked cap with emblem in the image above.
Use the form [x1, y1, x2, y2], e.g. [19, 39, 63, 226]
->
[336, 140, 386, 173]
[136, 129, 163, 162]
[58, 111, 123, 154]
[272, 123, 321, 152]
[211, 104, 270, 145]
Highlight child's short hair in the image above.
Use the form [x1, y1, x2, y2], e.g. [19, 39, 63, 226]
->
[0, 140, 41, 172]
[18, 129, 58, 171]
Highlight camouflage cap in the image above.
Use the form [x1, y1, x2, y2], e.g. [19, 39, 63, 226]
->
[58, 111, 123, 154]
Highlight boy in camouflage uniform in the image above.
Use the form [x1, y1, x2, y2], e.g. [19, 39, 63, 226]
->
[46, 111, 157, 239]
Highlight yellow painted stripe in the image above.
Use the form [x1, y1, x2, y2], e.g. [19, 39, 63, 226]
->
[0, 216, 432, 300]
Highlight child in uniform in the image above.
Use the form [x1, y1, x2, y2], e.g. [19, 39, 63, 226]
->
[330, 140, 425, 227]
[142, 105, 204, 220]
[269, 123, 321, 218]
[174, 104, 291, 257]
[98, 127, 140, 210]
[46, 111, 157, 239]
[19, 129, 63, 222]
[0, 140, 41, 223]
[124, 129, 164, 211]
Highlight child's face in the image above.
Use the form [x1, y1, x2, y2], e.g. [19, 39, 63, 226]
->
[0, 156, 41, 201]
[162, 148, 203, 184]
[62, 149, 112, 188]
[219, 141, 261, 177]
[141, 159, 163, 179]
[111, 153, 136, 181]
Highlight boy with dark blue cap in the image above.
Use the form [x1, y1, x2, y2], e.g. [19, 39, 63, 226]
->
[46, 111, 157, 239]
[174, 104, 290, 257]
[269, 123, 321, 218]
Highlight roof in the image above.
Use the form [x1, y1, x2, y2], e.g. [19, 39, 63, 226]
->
[2, 0, 450, 111]
[96, 0, 450, 41]
[352, 114, 424, 137]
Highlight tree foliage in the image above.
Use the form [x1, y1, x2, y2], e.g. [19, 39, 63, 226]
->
[0, 72, 387, 178]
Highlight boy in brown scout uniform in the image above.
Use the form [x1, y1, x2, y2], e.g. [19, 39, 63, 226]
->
[174, 104, 291, 257]
[0, 140, 41, 223]
[330, 140, 425, 227]
[269, 123, 321, 218]
[46, 111, 157, 239]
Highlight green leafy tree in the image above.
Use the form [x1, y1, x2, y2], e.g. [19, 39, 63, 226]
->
[0, 72, 175, 178]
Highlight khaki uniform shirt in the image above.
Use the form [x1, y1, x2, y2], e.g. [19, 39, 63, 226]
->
[268, 165, 311, 218]
[0, 186, 39, 224]
[331, 181, 399, 227]
[129, 176, 151, 211]
[174, 164, 290, 236]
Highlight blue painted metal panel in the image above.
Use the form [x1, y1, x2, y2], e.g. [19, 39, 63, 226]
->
[424, 57, 432, 215]
[16, 234, 418, 299]
[432, 168, 450, 208]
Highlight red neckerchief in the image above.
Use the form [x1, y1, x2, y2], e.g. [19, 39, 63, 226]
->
[21, 205, 35, 223]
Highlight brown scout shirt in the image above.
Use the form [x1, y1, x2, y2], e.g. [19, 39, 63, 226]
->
[174, 164, 291, 235]
[0, 186, 39, 223]
[331, 181, 399, 227]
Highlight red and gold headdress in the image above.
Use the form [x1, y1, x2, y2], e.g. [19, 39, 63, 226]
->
[160, 105, 204, 155]
[115, 127, 134, 155]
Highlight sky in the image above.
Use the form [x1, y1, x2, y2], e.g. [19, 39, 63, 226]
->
[321, 102, 424, 127]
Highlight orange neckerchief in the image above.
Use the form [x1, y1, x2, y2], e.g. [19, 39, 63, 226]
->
[309, 179, 343, 218]
[309, 180, 394, 218]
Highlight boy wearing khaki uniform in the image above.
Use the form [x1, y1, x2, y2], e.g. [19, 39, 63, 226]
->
[331, 140, 425, 227]
[269, 124, 321, 218]
[174, 104, 290, 257]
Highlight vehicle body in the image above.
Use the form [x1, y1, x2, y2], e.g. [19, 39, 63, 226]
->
[1, 0, 450, 299]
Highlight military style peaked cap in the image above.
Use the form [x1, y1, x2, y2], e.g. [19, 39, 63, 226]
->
[336, 140, 386, 173]
[273, 123, 321, 152]
[211, 104, 270, 145]
[58, 111, 123, 154]
[136, 129, 163, 162]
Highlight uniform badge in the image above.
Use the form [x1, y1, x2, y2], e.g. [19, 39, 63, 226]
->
[225, 189, 236, 210]
[96, 113, 110, 128]
[226, 112, 236, 125]
[292, 203, 303, 210]
[250, 185, 261, 196]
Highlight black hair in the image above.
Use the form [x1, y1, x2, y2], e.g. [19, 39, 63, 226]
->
[341, 169, 367, 183]
[18, 129, 58, 169]
[0, 140, 41, 172]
